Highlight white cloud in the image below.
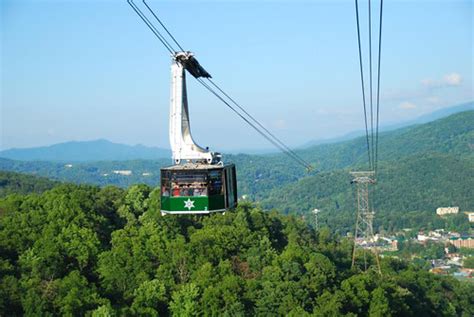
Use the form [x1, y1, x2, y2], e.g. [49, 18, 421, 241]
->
[421, 72, 463, 88]
[443, 73, 462, 86]
[399, 102, 417, 110]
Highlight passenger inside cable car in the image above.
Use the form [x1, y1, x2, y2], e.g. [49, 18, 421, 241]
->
[160, 164, 237, 214]
[161, 170, 225, 198]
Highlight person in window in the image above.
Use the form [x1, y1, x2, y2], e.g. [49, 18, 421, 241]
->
[173, 186, 180, 197]
[187, 185, 193, 196]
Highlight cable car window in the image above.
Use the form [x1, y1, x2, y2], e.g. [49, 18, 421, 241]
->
[171, 172, 206, 183]
[169, 171, 208, 197]
[208, 170, 223, 195]
[161, 171, 170, 196]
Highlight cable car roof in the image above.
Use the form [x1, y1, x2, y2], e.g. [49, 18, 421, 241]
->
[161, 162, 234, 171]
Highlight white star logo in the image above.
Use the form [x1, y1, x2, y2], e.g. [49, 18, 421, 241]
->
[184, 198, 195, 211]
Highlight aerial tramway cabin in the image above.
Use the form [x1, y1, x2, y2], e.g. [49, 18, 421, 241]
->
[160, 163, 237, 214]
[160, 51, 237, 215]
[128, 2, 311, 215]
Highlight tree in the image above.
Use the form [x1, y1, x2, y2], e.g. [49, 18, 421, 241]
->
[131, 279, 167, 316]
[303, 253, 336, 297]
[368, 287, 390, 317]
[169, 283, 200, 317]
[313, 290, 345, 317]
[463, 256, 474, 269]
[1, 182, 473, 316]
[53, 270, 104, 316]
[97, 226, 154, 301]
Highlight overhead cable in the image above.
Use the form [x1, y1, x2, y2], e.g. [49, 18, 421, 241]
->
[354, 0, 373, 170]
[196, 78, 313, 171]
[368, 0, 375, 169]
[126, 0, 312, 171]
[206, 78, 312, 171]
[127, 0, 175, 54]
[374, 0, 383, 175]
[142, 0, 185, 52]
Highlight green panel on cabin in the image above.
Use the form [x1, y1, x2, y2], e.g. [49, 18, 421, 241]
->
[161, 195, 224, 212]
[161, 195, 226, 212]
[165, 196, 208, 212]
[208, 195, 225, 210]
[161, 196, 171, 211]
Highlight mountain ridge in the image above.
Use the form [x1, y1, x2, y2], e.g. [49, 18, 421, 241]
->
[0, 111, 472, 201]
[0, 139, 171, 162]
[1, 102, 472, 162]
[301, 101, 473, 148]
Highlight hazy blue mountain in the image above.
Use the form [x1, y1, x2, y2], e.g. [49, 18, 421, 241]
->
[226, 110, 474, 201]
[0, 111, 472, 197]
[0, 139, 171, 162]
[382, 100, 474, 130]
[2, 102, 470, 162]
[302, 101, 474, 148]
[1, 111, 472, 238]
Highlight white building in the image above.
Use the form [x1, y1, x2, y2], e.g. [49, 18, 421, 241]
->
[417, 234, 428, 242]
[113, 170, 132, 176]
[465, 212, 474, 223]
[436, 207, 459, 216]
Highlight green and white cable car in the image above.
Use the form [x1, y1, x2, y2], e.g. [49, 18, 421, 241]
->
[160, 163, 237, 214]
[160, 52, 237, 215]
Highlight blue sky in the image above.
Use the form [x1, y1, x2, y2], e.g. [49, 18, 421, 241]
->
[1, 0, 472, 151]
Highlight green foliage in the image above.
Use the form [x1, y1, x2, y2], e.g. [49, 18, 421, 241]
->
[169, 283, 200, 316]
[0, 158, 167, 188]
[53, 270, 104, 316]
[131, 279, 167, 316]
[398, 240, 445, 260]
[463, 257, 474, 269]
[1, 152, 474, 316]
[1, 112, 473, 236]
[262, 153, 474, 234]
[0, 170, 58, 199]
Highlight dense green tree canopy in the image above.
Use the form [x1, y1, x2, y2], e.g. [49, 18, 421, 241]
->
[1, 183, 472, 316]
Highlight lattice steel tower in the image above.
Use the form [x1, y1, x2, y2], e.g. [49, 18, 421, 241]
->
[350, 171, 380, 273]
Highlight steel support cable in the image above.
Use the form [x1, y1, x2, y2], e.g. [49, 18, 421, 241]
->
[206, 78, 309, 171]
[374, 0, 383, 176]
[127, 0, 175, 54]
[197, 78, 312, 171]
[368, 0, 375, 170]
[142, 0, 186, 52]
[138, 1, 306, 167]
[127, 0, 312, 171]
[196, 78, 313, 171]
[355, 0, 373, 170]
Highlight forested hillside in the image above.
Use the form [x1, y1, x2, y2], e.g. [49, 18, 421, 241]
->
[0, 158, 168, 188]
[238, 110, 474, 199]
[0, 171, 59, 198]
[1, 183, 472, 316]
[261, 153, 474, 234]
[0, 111, 472, 235]
[1, 111, 471, 196]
